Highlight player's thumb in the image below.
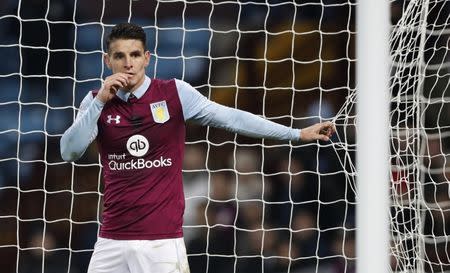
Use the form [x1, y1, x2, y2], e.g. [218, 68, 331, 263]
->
[318, 134, 330, 141]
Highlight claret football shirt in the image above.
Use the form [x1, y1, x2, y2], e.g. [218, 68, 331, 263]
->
[60, 76, 300, 240]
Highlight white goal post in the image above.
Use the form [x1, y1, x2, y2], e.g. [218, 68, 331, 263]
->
[0, 0, 449, 273]
[356, 1, 390, 273]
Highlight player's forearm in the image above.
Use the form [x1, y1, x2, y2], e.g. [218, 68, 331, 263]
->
[60, 98, 104, 162]
[197, 102, 300, 141]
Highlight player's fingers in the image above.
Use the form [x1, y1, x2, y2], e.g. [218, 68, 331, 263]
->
[110, 85, 118, 93]
[105, 80, 123, 94]
[113, 75, 129, 87]
[319, 125, 331, 135]
[325, 125, 334, 136]
[106, 74, 129, 88]
[330, 122, 336, 133]
[115, 73, 133, 85]
[322, 122, 336, 135]
[323, 122, 334, 130]
[112, 77, 128, 88]
[115, 73, 131, 83]
[318, 134, 330, 141]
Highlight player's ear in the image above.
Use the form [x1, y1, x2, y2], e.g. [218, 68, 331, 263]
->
[144, 51, 150, 67]
[104, 53, 112, 69]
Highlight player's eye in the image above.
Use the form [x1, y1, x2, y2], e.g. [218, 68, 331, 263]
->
[113, 53, 124, 59]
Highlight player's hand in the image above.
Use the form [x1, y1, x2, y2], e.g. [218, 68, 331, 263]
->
[97, 73, 132, 103]
[300, 121, 336, 142]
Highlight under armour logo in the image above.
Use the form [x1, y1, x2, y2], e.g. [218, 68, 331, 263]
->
[107, 115, 121, 124]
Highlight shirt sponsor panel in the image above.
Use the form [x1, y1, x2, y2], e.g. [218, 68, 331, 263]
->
[108, 156, 172, 170]
[126, 134, 149, 157]
[108, 134, 172, 171]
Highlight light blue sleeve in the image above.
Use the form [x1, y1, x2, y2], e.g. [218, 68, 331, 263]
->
[175, 79, 300, 141]
[60, 92, 104, 162]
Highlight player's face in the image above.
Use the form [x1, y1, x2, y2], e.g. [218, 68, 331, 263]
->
[105, 39, 150, 92]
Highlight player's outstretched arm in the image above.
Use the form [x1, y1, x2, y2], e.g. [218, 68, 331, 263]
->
[299, 121, 336, 142]
[176, 79, 337, 142]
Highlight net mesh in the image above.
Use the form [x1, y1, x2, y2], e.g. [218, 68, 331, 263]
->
[333, 1, 450, 272]
[388, 1, 450, 272]
[0, 0, 448, 272]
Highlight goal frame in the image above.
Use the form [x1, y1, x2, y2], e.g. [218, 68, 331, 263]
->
[356, 1, 390, 273]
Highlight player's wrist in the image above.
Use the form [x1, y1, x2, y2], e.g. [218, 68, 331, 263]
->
[96, 87, 111, 103]
[94, 94, 107, 105]
[299, 126, 314, 142]
[299, 129, 309, 142]
[292, 128, 301, 142]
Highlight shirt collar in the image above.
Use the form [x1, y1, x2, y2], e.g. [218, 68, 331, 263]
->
[116, 76, 151, 102]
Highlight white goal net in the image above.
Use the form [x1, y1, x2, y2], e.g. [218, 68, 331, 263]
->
[387, 1, 449, 272]
[0, 0, 448, 273]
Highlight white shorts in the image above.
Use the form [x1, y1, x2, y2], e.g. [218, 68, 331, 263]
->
[87, 237, 190, 273]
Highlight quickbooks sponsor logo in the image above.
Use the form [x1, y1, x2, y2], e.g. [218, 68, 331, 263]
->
[126, 135, 149, 157]
[108, 135, 172, 171]
[108, 157, 172, 171]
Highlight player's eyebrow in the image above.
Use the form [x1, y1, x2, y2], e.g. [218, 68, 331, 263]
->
[112, 51, 125, 58]
[130, 50, 142, 56]
[112, 50, 142, 58]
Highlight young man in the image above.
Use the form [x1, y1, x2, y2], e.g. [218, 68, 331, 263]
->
[60, 23, 335, 273]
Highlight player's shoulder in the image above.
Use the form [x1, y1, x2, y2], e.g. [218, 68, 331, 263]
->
[153, 78, 190, 87]
[152, 77, 177, 86]
[168, 78, 195, 92]
[152, 78, 191, 95]
[78, 89, 99, 109]
[80, 89, 98, 103]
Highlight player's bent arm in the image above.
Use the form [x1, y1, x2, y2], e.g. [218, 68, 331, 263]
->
[60, 92, 103, 162]
[175, 79, 300, 141]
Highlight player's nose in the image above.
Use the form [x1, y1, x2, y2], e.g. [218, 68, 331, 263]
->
[124, 56, 133, 68]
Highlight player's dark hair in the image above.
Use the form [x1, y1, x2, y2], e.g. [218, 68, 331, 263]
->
[106, 23, 147, 52]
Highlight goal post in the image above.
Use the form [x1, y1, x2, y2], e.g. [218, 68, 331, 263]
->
[356, 1, 390, 273]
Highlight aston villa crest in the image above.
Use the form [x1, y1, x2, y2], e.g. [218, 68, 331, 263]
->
[150, 101, 170, 123]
